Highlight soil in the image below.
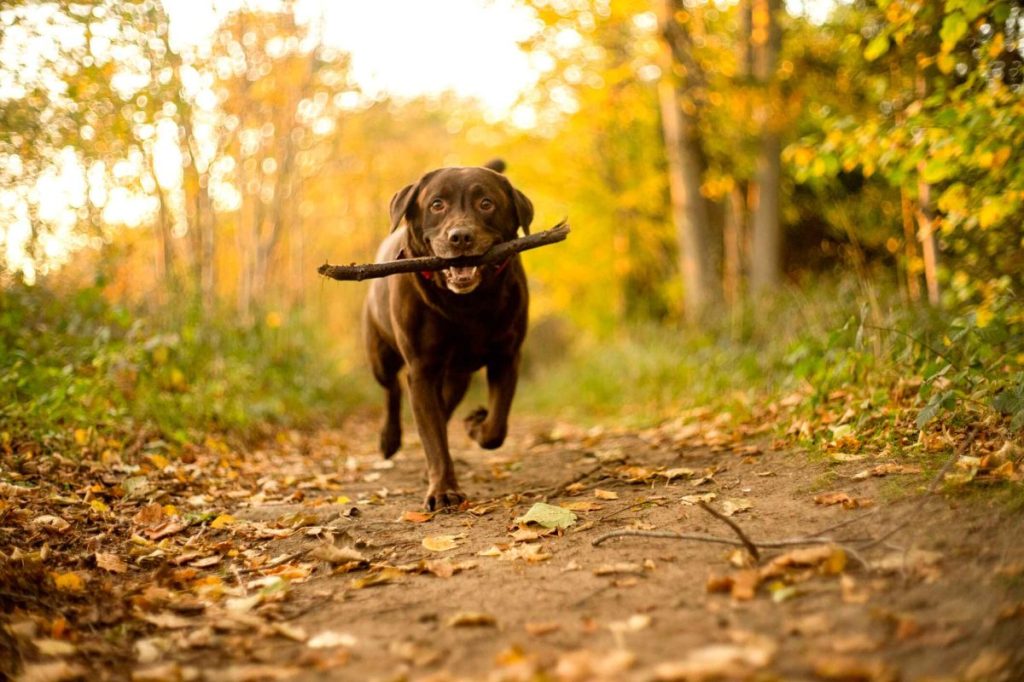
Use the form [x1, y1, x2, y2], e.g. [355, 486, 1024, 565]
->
[3, 411, 1024, 681]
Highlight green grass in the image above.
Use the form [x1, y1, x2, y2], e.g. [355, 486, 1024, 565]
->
[0, 282, 369, 454]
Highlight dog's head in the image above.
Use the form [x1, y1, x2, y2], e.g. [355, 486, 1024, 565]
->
[389, 160, 533, 294]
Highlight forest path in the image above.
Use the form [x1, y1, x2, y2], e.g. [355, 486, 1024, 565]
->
[3, 412, 1023, 681]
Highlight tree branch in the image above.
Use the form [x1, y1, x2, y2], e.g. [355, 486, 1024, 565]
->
[317, 221, 570, 282]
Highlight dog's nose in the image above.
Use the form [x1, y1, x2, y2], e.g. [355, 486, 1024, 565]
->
[448, 227, 474, 248]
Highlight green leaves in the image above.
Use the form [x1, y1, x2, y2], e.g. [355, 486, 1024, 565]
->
[864, 33, 890, 61]
[916, 389, 956, 429]
[940, 12, 968, 52]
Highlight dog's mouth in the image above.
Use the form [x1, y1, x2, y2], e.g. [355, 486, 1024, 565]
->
[442, 265, 482, 294]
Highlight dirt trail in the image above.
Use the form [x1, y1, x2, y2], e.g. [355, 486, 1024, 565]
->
[4, 413, 1024, 681]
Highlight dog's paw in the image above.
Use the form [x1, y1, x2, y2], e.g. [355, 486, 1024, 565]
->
[380, 424, 401, 459]
[465, 407, 506, 449]
[424, 483, 466, 511]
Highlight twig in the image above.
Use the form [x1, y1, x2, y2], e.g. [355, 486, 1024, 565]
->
[698, 501, 760, 562]
[521, 462, 607, 498]
[317, 220, 570, 281]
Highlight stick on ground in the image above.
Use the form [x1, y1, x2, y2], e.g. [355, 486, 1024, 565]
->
[317, 220, 570, 282]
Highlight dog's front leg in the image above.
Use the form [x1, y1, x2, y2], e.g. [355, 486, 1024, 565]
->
[407, 361, 465, 510]
[466, 352, 519, 449]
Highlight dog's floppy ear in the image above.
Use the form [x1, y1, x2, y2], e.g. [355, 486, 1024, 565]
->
[389, 182, 418, 232]
[512, 188, 533, 236]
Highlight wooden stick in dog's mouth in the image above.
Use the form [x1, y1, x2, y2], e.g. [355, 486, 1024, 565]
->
[316, 220, 570, 282]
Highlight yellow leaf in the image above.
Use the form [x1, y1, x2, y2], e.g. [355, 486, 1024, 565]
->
[146, 454, 170, 469]
[976, 306, 994, 328]
[937, 53, 955, 74]
[989, 32, 1005, 59]
[73, 429, 89, 445]
[52, 571, 84, 592]
[89, 499, 109, 514]
[210, 514, 236, 529]
[162, 504, 177, 516]
[335, 496, 351, 505]
[422, 535, 460, 552]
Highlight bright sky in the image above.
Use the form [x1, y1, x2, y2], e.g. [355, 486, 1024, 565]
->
[164, 0, 542, 115]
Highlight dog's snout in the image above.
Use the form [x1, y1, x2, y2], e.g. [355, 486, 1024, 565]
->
[448, 227, 474, 248]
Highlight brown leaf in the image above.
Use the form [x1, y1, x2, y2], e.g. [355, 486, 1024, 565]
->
[349, 567, 404, 589]
[446, 611, 496, 627]
[810, 655, 897, 682]
[309, 544, 365, 564]
[524, 622, 561, 636]
[593, 562, 644, 576]
[654, 640, 776, 680]
[594, 489, 619, 500]
[870, 463, 922, 476]
[730, 569, 760, 601]
[401, 510, 434, 523]
[133, 503, 165, 527]
[16, 661, 87, 682]
[96, 552, 128, 574]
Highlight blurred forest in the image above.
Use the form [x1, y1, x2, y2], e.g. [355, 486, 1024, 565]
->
[1, 0, 1023, 453]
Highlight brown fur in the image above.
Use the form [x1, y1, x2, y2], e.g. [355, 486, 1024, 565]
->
[362, 161, 533, 509]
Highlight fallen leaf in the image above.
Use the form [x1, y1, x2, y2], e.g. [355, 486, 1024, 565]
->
[209, 514, 236, 529]
[870, 463, 922, 476]
[556, 649, 636, 680]
[594, 562, 644, 576]
[51, 571, 84, 593]
[446, 612, 496, 627]
[307, 630, 357, 649]
[515, 502, 577, 529]
[16, 662, 87, 682]
[814, 491, 874, 509]
[422, 534, 461, 552]
[309, 544, 365, 564]
[680, 492, 717, 506]
[654, 640, 776, 680]
[660, 467, 697, 481]
[32, 515, 71, 533]
[96, 552, 129, 574]
[31, 638, 77, 656]
[810, 655, 896, 681]
[608, 614, 652, 634]
[594, 489, 619, 500]
[524, 622, 561, 636]
[139, 612, 194, 630]
[963, 648, 1010, 681]
[720, 498, 752, 516]
[133, 503, 165, 526]
[730, 569, 760, 601]
[349, 567, 404, 589]
[401, 510, 433, 523]
[477, 545, 503, 557]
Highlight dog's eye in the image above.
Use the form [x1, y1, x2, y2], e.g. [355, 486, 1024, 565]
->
[429, 198, 446, 212]
[479, 198, 494, 211]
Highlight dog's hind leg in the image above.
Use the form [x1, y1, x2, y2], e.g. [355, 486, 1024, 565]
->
[367, 326, 404, 459]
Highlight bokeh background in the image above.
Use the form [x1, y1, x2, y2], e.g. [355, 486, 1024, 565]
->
[2, 0, 1022, 450]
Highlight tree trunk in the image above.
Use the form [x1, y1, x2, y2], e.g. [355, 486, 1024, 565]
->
[748, 0, 783, 296]
[657, 0, 720, 322]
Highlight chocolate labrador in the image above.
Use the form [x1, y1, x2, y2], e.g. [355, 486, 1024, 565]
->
[362, 160, 533, 510]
